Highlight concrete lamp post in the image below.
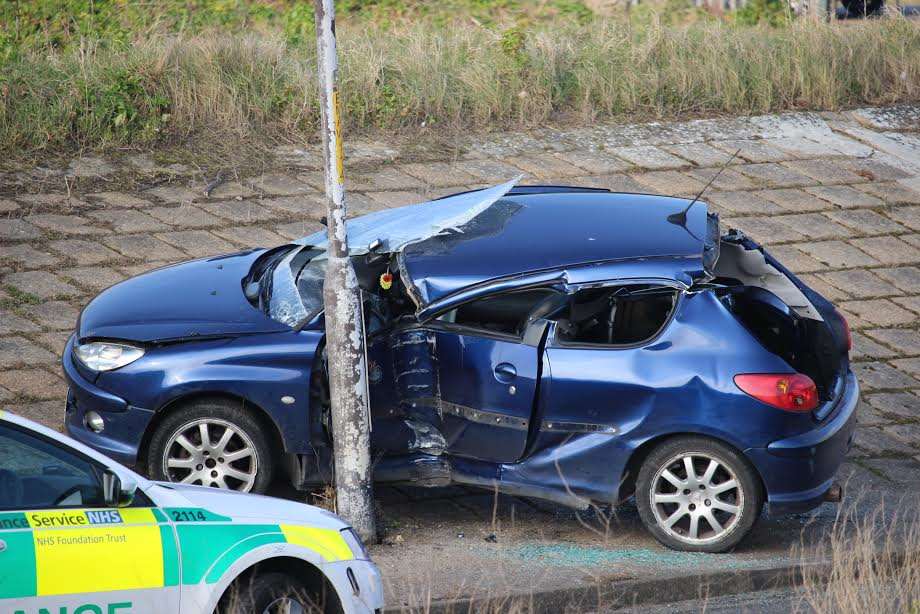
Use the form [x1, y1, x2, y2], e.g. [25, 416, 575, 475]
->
[313, 0, 376, 542]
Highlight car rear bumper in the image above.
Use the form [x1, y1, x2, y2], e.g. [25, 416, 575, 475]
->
[62, 334, 153, 467]
[745, 370, 859, 516]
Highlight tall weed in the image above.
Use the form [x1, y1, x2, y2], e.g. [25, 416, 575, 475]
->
[1, 18, 917, 154]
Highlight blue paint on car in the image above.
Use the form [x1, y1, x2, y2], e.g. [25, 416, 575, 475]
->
[62, 181, 858, 551]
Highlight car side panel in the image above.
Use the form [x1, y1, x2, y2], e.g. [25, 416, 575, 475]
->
[90, 331, 323, 455]
[160, 508, 369, 614]
[186, 544, 381, 614]
[6, 587, 182, 614]
[520, 290, 816, 503]
[0, 507, 180, 614]
[0, 508, 366, 614]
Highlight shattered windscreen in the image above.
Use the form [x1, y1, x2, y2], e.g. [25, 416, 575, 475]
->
[265, 177, 522, 327]
[267, 247, 327, 327]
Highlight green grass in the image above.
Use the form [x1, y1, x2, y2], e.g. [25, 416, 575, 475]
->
[0, 0, 603, 54]
[0, 285, 42, 316]
[2, 285, 41, 307]
[1, 2, 918, 156]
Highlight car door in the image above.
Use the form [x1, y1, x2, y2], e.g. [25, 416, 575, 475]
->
[425, 288, 559, 463]
[431, 329, 538, 462]
[0, 421, 180, 613]
[541, 283, 682, 427]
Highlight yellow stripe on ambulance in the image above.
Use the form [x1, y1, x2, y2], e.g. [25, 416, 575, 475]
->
[27, 509, 164, 596]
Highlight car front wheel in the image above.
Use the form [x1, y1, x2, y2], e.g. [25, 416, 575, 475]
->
[218, 571, 341, 614]
[146, 399, 274, 494]
[636, 436, 762, 553]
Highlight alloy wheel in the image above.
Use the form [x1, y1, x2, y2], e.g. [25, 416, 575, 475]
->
[162, 418, 259, 492]
[649, 451, 743, 545]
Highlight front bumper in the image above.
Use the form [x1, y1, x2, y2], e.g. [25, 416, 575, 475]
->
[323, 559, 385, 614]
[62, 335, 154, 467]
[745, 370, 859, 516]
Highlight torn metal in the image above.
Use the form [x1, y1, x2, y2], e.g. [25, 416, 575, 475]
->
[297, 176, 523, 256]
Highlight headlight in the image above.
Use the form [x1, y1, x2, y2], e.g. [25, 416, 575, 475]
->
[340, 527, 370, 560]
[74, 341, 145, 371]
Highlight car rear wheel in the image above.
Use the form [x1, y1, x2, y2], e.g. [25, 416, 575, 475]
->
[636, 437, 762, 553]
[147, 399, 274, 494]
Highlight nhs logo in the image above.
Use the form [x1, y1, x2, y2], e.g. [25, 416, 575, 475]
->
[86, 510, 123, 525]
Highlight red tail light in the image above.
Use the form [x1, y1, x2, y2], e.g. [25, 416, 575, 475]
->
[835, 309, 852, 352]
[734, 373, 818, 412]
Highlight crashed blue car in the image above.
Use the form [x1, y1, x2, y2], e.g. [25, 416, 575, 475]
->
[63, 179, 858, 552]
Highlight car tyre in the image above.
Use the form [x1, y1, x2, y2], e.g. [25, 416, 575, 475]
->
[146, 398, 274, 494]
[636, 436, 762, 553]
[218, 571, 339, 614]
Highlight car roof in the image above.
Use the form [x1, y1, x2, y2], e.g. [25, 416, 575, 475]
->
[399, 189, 713, 307]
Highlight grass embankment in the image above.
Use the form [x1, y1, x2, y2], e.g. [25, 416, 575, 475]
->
[796, 501, 920, 613]
[0, 2, 918, 156]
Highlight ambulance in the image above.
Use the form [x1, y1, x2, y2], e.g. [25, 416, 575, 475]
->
[0, 411, 383, 613]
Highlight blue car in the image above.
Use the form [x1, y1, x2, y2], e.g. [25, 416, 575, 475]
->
[63, 179, 858, 552]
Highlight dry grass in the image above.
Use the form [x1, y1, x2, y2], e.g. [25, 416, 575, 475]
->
[1, 16, 918, 156]
[795, 498, 920, 614]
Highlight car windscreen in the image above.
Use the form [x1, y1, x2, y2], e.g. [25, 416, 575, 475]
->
[267, 245, 327, 327]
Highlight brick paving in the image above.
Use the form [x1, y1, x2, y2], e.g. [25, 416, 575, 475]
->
[1, 105, 919, 482]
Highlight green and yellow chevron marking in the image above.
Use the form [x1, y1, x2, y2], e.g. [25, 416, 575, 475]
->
[281, 525, 353, 562]
[175, 522, 351, 584]
[0, 507, 353, 602]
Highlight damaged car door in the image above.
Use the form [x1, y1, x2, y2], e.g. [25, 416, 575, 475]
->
[430, 288, 558, 462]
[532, 282, 684, 500]
[369, 288, 555, 464]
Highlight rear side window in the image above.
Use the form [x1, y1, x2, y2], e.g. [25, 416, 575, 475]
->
[555, 285, 678, 346]
[437, 289, 559, 336]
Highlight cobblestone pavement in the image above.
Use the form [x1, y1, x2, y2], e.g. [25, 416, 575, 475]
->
[1, 105, 918, 485]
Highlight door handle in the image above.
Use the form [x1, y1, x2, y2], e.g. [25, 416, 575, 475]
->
[494, 363, 517, 382]
[0, 539, 6, 553]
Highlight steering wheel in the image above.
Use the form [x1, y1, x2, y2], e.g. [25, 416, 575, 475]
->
[0, 469, 23, 508]
[52, 484, 85, 507]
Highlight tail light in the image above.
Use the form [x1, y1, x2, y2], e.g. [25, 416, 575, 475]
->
[734, 373, 818, 412]
[835, 309, 852, 352]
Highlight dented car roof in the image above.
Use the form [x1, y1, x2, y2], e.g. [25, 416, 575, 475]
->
[400, 190, 714, 307]
[301, 180, 715, 309]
